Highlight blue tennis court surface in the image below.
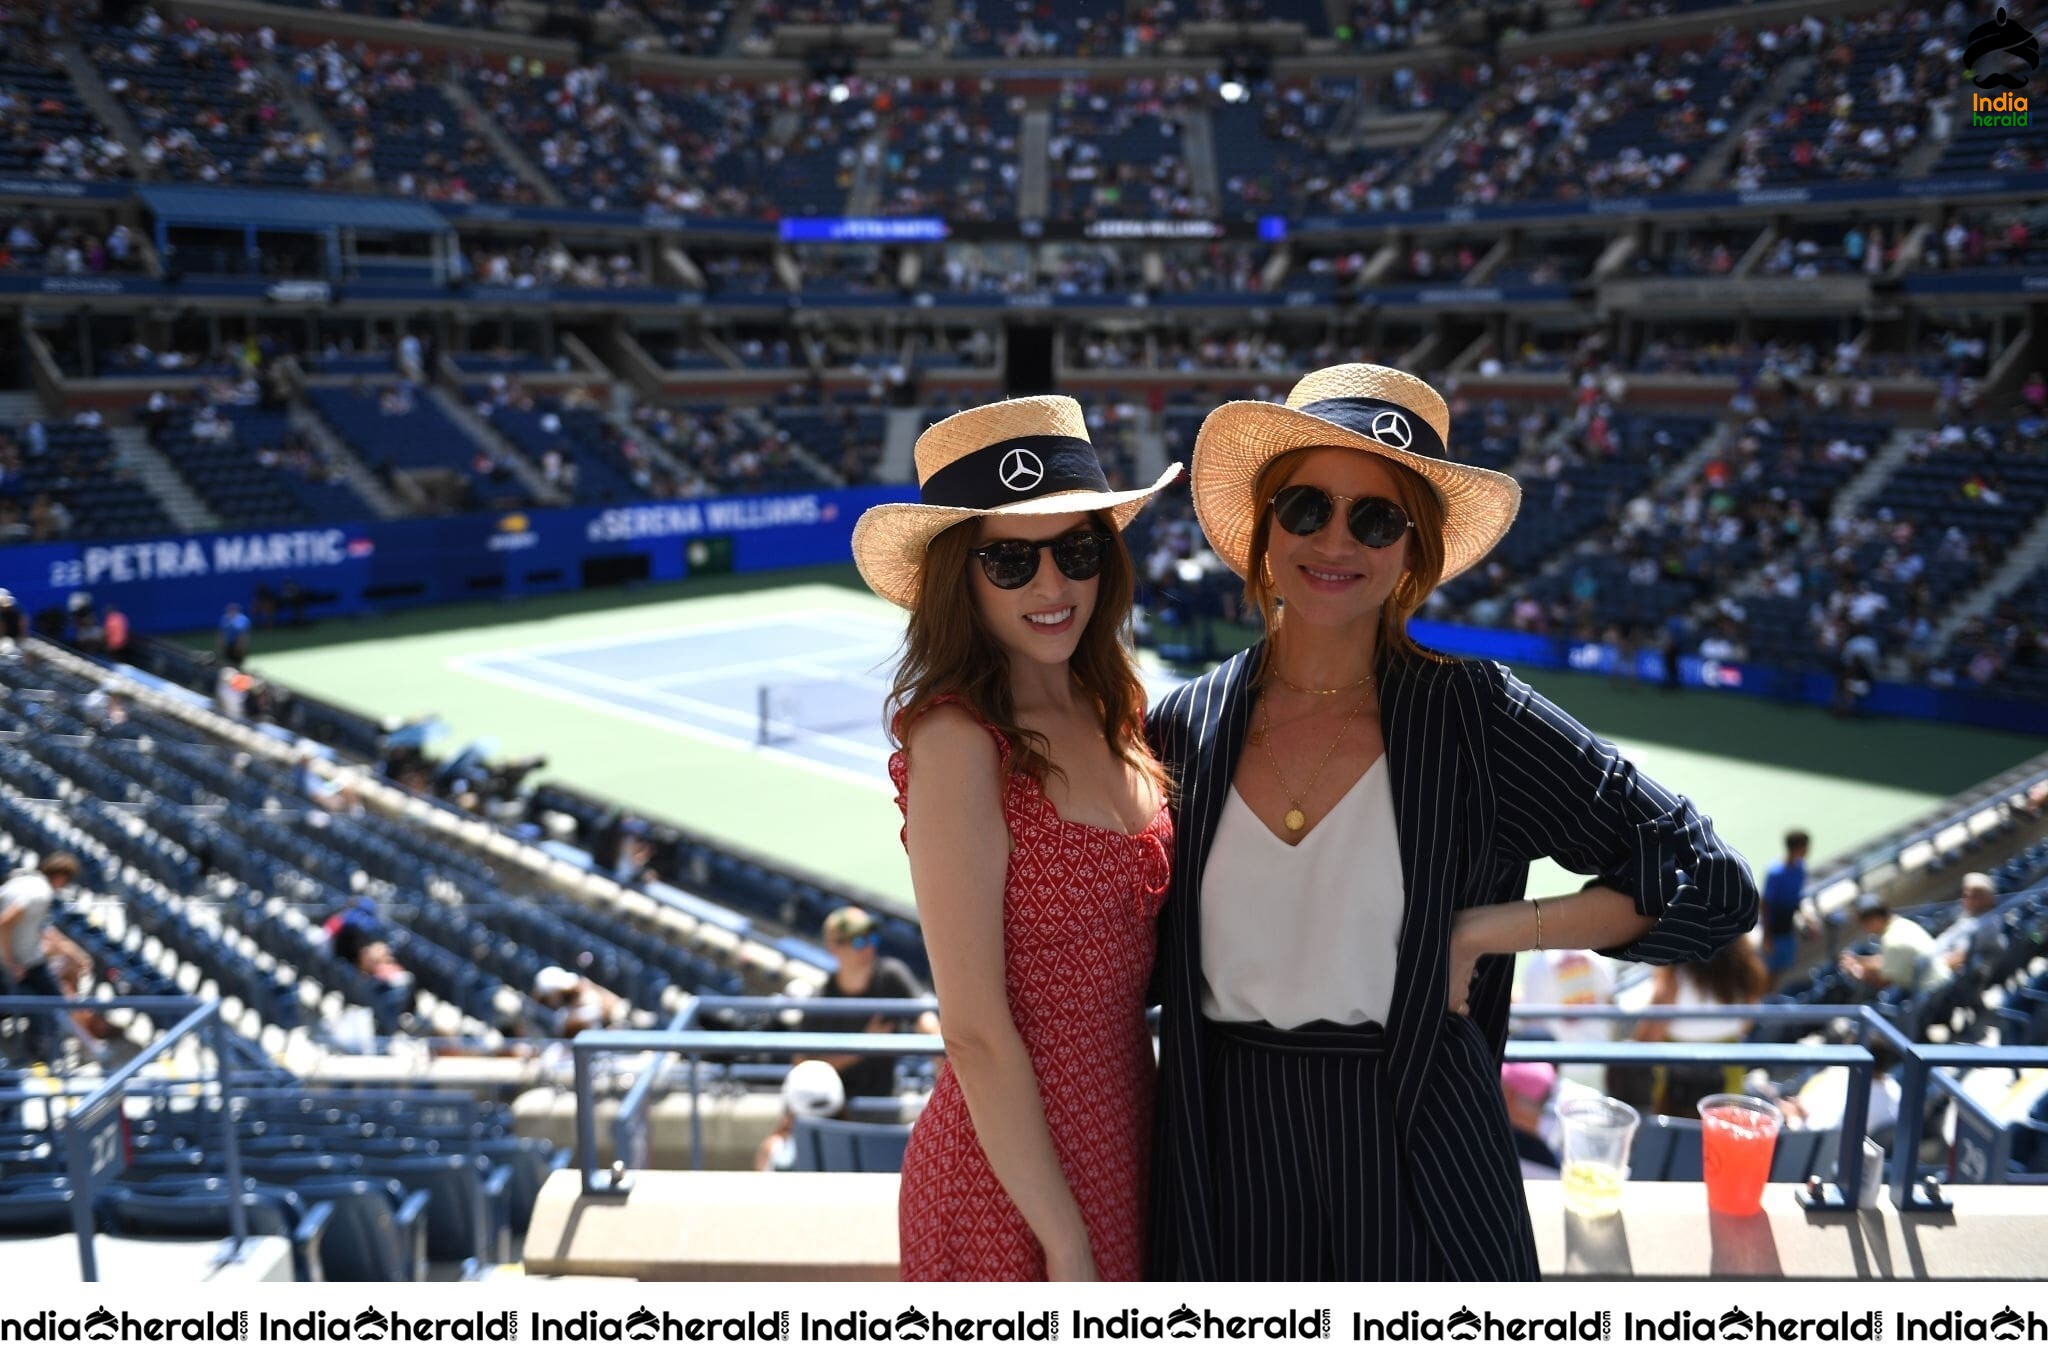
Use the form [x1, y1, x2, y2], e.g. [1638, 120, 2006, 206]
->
[450, 606, 1187, 788]
[452, 608, 904, 783]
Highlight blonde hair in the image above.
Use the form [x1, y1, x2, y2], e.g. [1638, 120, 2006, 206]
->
[1241, 447, 1452, 688]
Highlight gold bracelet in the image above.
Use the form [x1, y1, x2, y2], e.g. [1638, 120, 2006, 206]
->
[1530, 896, 1543, 951]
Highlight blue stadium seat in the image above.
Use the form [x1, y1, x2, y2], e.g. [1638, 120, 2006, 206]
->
[1627, 1120, 1673, 1180]
[360, 1155, 511, 1264]
[1657, 1118, 1705, 1182]
[96, 1184, 332, 1283]
[789, 1116, 913, 1174]
[0, 1176, 80, 1235]
[288, 1177, 431, 1282]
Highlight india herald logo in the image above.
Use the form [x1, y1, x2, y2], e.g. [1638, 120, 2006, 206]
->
[1966, 6, 2039, 90]
[1369, 410, 1415, 450]
[999, 447, 1045, 491]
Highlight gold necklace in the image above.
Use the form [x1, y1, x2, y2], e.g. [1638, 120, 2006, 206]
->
[1256, 687, 1371, 834]
[1269, 664, 1375, 696]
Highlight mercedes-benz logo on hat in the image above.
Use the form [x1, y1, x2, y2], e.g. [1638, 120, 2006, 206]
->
[1369, 410, 1414, 450]
[999, 447, 1045, 491]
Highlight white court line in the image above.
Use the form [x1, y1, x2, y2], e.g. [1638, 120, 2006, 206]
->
[631, 641, 888, 690]
[454, 606, 900, 673]
[483, 651, 894, 767]
[782, 659, 893, 690]
[446, 654, 896, 795]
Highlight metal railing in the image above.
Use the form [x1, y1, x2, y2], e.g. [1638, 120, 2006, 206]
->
[589, 995, 941, 1189]
[0, 995, 246, 1282]
[570, 999, 2048, 1214]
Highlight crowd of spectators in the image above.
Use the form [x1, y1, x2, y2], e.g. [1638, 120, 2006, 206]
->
[463, 243, 647, 289]
[628, 0, 736, 56]
[1416, 27, 1777, 208]
[464, 62, 781, 217]
[90, 10, 335, 188]
[1728, 8, 1954, 188]
[0, 1, 128, 182]
[1393, 238, 1486, 282]
[1213, 79, 1420, 218]
[931, 243, 1034, 295]
[0, 213, 137, 274]
[701, 252, 783, 295]
[629, 401, 815, 493]
[293, 42, 535, 204]
[1756, 222, 1899, 278]
[1048, 77, 1207, 221]
[878, 83, 1021, 222]
[0, 410, 118, 547]
[1924, 208, 2048, 272]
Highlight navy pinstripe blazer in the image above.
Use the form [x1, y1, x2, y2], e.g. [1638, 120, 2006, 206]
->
[1144, 642, 1759, 1281]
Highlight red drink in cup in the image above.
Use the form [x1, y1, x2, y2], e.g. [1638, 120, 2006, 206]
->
[1698, 1094, 1782, 1216]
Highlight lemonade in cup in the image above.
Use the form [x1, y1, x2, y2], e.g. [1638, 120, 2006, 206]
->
[1557, 1095, 1640, 1217]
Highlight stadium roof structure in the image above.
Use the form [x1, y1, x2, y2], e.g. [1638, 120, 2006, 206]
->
[137, 185, 451, 236]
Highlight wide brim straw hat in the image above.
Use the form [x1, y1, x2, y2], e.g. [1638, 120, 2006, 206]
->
[1190, 363, 1521, 585]
[852, 395, 1182, 610]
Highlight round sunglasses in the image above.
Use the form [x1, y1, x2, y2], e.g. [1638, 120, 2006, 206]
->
[1268, 485, 1413, 549]
[968, 526, 1114, 590]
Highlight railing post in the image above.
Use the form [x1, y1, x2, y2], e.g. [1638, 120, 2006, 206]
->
[1886, 1047, 1950, 1212]
[212, 1016, 249, 1251]
[573, 1042, 611, 1195]
[689, 1052, 703, 1172]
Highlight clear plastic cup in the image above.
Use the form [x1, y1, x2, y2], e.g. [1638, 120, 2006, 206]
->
[1557, 1095, 1640, 1218]
[1698, 1093, 1782, 1216]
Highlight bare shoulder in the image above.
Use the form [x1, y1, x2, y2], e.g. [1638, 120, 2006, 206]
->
[901, 701, 1001, 784]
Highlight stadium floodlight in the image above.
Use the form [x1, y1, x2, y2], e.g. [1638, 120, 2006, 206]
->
[1217, 46, 1269, 104]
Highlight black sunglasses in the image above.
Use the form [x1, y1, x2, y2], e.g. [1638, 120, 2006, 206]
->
[968, 527, 1114, 590]
[1268, 485, 1413, 549]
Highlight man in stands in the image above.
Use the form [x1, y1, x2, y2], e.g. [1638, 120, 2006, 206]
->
[0, 588, 22, 649]
[801, 906, 937, 1104]
[218, 601, 251, 667]
[1760, 828, 1810, 978]
[1934, 871, 2006, 977]
[532, 964, 625, 1037]
[1, 853, 79, 1064]
[1839, 892, 1950, 996]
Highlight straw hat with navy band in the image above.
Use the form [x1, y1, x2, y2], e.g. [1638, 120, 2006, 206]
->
[852, 395, 1183, 610]
[1191, 363, 1521, 586]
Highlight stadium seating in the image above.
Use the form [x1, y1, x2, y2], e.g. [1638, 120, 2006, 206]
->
[307, 386, 510, 505]
[786, 1115, 914, 1173]
[87, 15, 331, 189]
[145, 405, 375, 526]
[881, 87, 1021, 221]
[0, 23, 123, 181]
[1, 420, 175, 541]
[295, 44, 533, 204]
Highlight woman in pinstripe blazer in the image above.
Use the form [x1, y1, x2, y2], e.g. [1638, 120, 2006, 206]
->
[1145, 365, 1758, 1281]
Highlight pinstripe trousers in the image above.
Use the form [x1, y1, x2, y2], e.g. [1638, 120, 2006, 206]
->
[1203, 1018, 1453, 1282]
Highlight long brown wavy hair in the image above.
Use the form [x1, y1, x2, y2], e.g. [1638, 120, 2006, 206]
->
[887, 512, 1164, 798]
[1242, 446, 1453, 686]
[1682, 936, 1772, 1005]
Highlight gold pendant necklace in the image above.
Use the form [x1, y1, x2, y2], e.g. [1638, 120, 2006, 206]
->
[1257, 686, 1371, 834]
[1269, 664, 1375, 696]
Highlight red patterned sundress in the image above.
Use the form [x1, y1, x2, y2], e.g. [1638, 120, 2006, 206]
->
[891, 699, 1171, 1281]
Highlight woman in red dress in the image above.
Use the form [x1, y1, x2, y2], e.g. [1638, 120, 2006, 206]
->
[851, 396, 1180, 1281]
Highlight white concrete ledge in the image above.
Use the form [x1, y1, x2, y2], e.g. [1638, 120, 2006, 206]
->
[526, 1171, 2048, 1281]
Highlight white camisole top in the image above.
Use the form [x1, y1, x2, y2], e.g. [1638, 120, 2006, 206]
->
[1198, 754, 1405, 1029]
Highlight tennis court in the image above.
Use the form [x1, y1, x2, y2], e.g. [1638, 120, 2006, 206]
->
[452, 607, 906, 788]
[230, 567, 2048, 910]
